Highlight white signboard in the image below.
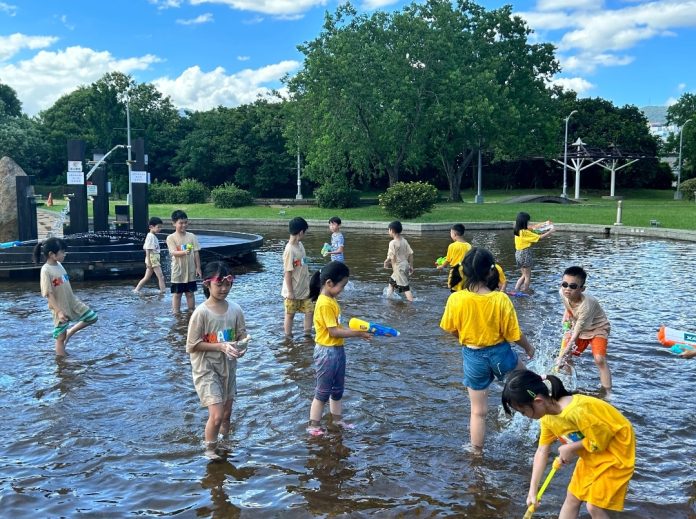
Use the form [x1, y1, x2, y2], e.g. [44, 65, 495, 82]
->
[87, 184, 98, 196]
[130, 170, 148, 184]
[67, 171, 85, 185]
[68, 160, 83, 172]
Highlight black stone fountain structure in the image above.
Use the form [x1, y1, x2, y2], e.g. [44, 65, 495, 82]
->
[0, 141, 262, 280]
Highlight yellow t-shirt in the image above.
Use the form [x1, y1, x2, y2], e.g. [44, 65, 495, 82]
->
[313, 294, 344, 347]
[449, 263, 506, 292]
[439, 290, 521, 346]
[445, 240, 472, 267]
[539, 394, 635, 511]
[514, 229, 540, 251]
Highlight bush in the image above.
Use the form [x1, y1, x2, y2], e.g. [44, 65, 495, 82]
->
[679, 177, 696, 200]
[314, 183, 361, 209]
[149, 179, 209, 204]
[211, 183, 254, 208]
[378, 181, 439, 219]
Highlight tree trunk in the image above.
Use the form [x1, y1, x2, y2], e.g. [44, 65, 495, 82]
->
[442, 149, 474, 201]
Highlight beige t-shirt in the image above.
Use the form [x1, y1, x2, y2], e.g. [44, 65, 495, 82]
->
[387, 237, 413, 286]
[40, 262, 89, 325]
[560, 290, 611, 339]
[186, 302, 247, 407]
[166, 231, 200, 283]
[281, 241, 310, 300]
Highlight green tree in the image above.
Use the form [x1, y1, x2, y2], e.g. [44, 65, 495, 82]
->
[0, 116, 50, 176]
[0, 82, 22, 117]
[172, 101, 295, 196]
[666, 93, 696, 180]
[287, 3, 431, 187]
[418, 0, 559, 200]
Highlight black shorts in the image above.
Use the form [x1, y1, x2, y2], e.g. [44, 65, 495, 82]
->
[170, 281, 197, 294]
[389, 277, 411, 293]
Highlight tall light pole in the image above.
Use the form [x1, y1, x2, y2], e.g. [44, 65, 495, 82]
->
[295, 144, 303, 200]
[126, 97, 133, 206]
[562, 110, 578, 199]
[675, 118, 693, 200]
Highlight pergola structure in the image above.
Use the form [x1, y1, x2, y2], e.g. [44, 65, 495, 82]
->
[554, 139, 649, 199]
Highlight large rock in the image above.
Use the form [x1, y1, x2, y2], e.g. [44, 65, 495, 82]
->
[0, 156, 26, 242]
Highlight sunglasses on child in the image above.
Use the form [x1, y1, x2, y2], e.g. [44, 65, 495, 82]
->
[204, 274, 234, 286]
[560, 281, 582, 289]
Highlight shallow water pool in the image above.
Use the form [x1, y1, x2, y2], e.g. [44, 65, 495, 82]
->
[1, 226, 694, 517]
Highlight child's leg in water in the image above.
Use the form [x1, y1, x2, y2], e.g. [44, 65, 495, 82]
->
[204, 402, 226, 459]
[63, 317, 97, 351]
[303, 311, 313, 337]
[216, 400, 234, 450]
[55, 332, 67, 356]
[172, 292, 182, 313]
[308, 398, 326, 435]
[184, 291, 195, 311]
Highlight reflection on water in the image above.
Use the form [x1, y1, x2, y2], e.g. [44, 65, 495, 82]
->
[1, 227, 695, 517]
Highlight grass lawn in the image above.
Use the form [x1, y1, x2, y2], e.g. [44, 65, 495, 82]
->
[43, 188, 696, 230]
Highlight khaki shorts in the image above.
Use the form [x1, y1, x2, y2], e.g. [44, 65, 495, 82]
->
[284, 298, 314, 314]
[147, 252, 161, 268]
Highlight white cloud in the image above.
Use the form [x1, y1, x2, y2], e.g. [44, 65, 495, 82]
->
[677, 82, 686, 91]
[361, 0, 400, 10]
[550, 76, 595, 96]
[176, 13, 214, 25]
[57, 14, 75, 31]
[242, 15, 264, 24]
[541, 1, 696, 53]
[0, 2, 17, 16]
[536, 0, 604, 12]
[666, 96, 678, 106]
[560, 52, 634, 74]
[237, 55, 250, 61]
[189, 0, 327, 16]
[0, 33, 58, 61]
[148, 0, 182, 9]
[153, 60, 300, 111]
[0, 46, 161, 115]
[515, 11, 576, 31]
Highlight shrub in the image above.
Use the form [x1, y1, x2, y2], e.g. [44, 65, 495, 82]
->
[314, 183, 361, 209]
[378, 181, 439, 219]
[149, 179, 209, 204]
[679, 177, 696, 200]
[211, 183, 254, 208]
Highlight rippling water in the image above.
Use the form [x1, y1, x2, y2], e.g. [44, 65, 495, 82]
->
[1, 226, 695, 518]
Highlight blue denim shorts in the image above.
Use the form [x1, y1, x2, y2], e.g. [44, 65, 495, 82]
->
[462, 342, 519, 390]
[313, 345, 346, 402]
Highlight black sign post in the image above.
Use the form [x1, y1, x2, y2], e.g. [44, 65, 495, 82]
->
[66, 140, 88, 235]
[131, 137, 148, 234]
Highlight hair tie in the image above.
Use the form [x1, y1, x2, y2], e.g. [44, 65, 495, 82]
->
[490, 264, 495, 270]
[542, 377, 552, 392]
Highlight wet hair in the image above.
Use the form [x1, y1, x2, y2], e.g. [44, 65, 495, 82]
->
[33, 237, 67, 264]
[502, 369, 573, 415]
[563, 266, 587, 285]
[201, 261, 232, 298]
[289, 217, 309, 235]
[171, 210, 188, 222]
[329, 216, 341, 225]
[149, 216, 163, 227]
[388, 221, 402, 234]
[451, 223, 465, 236]
[309, 261, 350, 301]
[513, 212, 531, 236]
[462, 247, 499, 291]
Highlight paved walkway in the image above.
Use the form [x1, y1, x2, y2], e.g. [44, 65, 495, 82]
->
[37, 209, 62, 239]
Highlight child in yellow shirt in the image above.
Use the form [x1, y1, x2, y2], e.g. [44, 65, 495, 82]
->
[502, 369, 635, 517]
[307, 261, 371, 436]
[513, 211, 554, 292]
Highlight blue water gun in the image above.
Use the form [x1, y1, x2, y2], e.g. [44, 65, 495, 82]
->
[349, 318, 400, 337]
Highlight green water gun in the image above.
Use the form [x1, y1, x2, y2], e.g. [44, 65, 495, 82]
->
[435, 257, 446, 267]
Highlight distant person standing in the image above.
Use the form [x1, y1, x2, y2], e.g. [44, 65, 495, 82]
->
[327, 216, 345, 262]
[134, 217, 166, 294]
[166, 210, 202, 313]
[282, 217, 313, 338]
[384, 221, 414, 302]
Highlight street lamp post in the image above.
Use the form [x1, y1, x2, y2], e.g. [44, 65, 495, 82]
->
[562, 110, 578, 199]
[126, 97, 133, 206]
[295, 145, 303, 200]
[675, 118, 693, 200]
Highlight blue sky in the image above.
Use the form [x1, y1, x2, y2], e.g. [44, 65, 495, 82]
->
[1, 0, 695, 116]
